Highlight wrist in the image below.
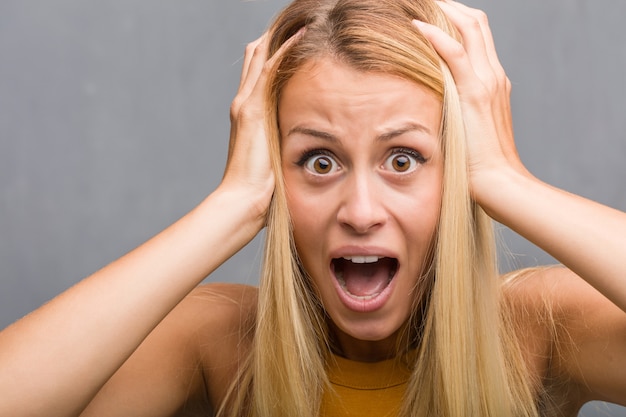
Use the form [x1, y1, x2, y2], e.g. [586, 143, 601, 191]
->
[470, 165, 537, 223]
[205, 181, 273, 238]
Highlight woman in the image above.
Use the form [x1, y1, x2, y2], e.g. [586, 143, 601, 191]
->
[0, 0, 624, 416]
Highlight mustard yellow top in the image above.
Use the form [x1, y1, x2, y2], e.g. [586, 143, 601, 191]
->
[320, 354, 413, 417]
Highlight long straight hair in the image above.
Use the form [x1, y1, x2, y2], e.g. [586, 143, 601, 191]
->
[219, 0, 539, 416]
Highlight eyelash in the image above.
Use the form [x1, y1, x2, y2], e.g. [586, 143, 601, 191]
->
[295, 149, 334, 167]
[295, 147, 427, 171]
[389, 147, 427, 164]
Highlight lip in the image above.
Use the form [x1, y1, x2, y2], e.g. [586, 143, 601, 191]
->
[329, 246, 399, 313]
[330, 245, 399, 260]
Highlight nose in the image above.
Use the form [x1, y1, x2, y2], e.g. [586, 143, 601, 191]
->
[336, 174, 387, 234]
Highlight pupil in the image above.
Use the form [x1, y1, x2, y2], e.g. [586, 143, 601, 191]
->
[393, 155, 410, 171]
[315, 157, 331, 173]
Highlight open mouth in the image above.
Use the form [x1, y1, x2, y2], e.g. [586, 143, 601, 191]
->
[331, 256, 399, 301]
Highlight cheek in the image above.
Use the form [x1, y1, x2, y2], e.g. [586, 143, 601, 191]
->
[422, 183, 443, 225]
[285, 188, 325, 259]
[422, 163, 444, 215]
[285, 191, 340, 294]
[398, 174, 442, 244]
[284, 169, 336, 242]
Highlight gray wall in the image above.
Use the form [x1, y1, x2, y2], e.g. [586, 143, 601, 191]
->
[0, 1, 624, 415]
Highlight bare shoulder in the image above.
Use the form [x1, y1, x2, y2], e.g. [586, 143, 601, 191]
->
[183, 283, 258, 409]
[81, 283, 257, 416]
[158, 282, 258, 365]
[502, 266, 626, 410]
[178, 282, 258, 337]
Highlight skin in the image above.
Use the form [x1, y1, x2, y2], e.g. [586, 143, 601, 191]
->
[280, 59, 443, 361]
[0, 1, 625, 417]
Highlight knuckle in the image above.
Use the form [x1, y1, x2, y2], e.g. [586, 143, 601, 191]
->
[230, 98, 242, 118]
[244, 41, 257, 57]
[253, 41, 269, 59]
[472, 83, 491, 103]
[490, 60, 506, 78]
[261, 61, 274, 76]
[486, 79, 498, 96]
[493, 68, 510, 91]
[245, 39, 268, 61]
[504, 76, 512, 94]
[474, 10, 489, 27]
[236, 102, 257, 123]
[469, 17, 482, 33]
[447, 42, 466, 61]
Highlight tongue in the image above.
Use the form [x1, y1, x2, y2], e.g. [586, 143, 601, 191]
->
[342, 259, 392, 297]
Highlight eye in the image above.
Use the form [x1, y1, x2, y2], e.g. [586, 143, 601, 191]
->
[382, 148, 425, 173]
[306, 155, 336, 174]
[297, 150, 340, 175]
[389, 154, 412, 172]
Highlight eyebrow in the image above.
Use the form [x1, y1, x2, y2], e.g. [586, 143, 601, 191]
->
[286, 122, 433, 143]
[377, 123, 433, 141]
[287, 126, 339, 142]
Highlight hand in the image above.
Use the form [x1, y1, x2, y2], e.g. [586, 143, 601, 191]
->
[414, 0, 529, 206]
[222, 33, 275, 220]
[222, 30, 304, 221]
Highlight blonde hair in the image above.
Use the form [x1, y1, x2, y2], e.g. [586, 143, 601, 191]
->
[219, 0, 539, 416]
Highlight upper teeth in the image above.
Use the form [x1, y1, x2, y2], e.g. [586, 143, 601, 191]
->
[343, 256, 380, 264]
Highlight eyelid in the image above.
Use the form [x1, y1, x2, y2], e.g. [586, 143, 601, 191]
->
[382, 147, 427, 173]
[296, 148, 341, 175]
[389, 147, 426, 163]
[294, 147, 426, 173]
[295, 149, 335, 167]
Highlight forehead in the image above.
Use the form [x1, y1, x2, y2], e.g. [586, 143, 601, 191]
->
[278, 57, 442, 137]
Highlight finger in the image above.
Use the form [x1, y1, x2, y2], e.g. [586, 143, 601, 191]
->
[439, 0, 496, 55]
[238, 27, 305, 107]
[228, 35, 268, 172]
[436, 3, 521, 170]
[238, 33, 267, 91]
[459, 6, 501, 74]
[227, 27, 306, 169]
[238, 34, 271, 102]
[413, 19, 483, 97]
[437, 1, 507, 82]
[435, 2, 495, 83]
[267, 27, 306, 66]
[231, 27, 305, 163]
[439, 3, 513, 115]
[434, 2, 511, 128]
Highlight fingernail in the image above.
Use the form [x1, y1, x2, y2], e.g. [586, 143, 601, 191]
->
[295, 26, 307, 37]
[412, 19, 427, 29]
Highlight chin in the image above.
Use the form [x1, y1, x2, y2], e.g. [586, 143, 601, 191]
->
[331, 312, 408, 345]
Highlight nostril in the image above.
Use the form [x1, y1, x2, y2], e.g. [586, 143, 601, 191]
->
[338, 217, 386, 234]
[336, 178, 387, 233]
[337, 205, 387, 234]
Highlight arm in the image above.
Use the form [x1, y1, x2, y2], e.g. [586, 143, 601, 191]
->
[477, 167, 626, 312]
[0, 32, 297, 417]
[504, 267, 626, 407]
[0, 167, 257, 417]
[548, 268, 626, 405]
[416, 0, 626, 402]
[416, 0, 626, 311]
[78, 283, 258, 417]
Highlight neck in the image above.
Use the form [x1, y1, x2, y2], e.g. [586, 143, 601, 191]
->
[328, 320, 413, 362]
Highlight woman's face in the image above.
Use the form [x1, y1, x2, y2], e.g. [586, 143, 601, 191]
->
[279, 57, 443, 361]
